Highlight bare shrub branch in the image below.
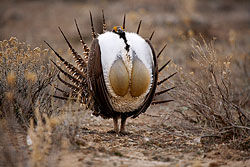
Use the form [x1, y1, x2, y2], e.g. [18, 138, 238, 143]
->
[0, 37, 57, 127]
[170, 36, 250, 141]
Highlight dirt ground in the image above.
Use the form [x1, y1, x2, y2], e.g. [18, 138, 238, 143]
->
[0, 0, 250, 166]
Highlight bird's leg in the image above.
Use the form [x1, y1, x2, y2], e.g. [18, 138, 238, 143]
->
[120, 116, 128, 135]
[107, 117, 119, 134]
[113, 116, 119, 133]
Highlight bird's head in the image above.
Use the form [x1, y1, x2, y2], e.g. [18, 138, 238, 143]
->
[112, 26, 125, 35]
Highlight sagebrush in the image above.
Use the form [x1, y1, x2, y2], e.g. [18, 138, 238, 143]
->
[170, 37, 250, 146]
[0, 37, 57, 126]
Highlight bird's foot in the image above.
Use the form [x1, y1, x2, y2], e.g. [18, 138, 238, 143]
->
[107, 130, 118, 134]
[119, 131, 130, 136]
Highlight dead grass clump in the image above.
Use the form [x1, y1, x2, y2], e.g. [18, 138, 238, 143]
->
[0, 116, 29, 167]
[171, 37, 250, 147]
[28, 108, 59, 167]
[0, 37, 57, 126]
[27, 102, 92, 167]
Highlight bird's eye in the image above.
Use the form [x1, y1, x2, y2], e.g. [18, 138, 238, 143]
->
[112, 26, 118, 32]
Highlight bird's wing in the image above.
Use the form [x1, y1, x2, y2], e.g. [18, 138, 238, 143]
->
[88, 38, 116, 118]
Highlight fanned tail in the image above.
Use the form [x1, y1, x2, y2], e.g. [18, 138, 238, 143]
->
[153, 43, 176, 105]
[74, 19, 90, 63]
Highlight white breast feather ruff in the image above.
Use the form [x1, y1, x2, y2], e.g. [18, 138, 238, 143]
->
[98, 32, 126, 72]
[98, 31, 154, 113]
[125, 32, 154, 71]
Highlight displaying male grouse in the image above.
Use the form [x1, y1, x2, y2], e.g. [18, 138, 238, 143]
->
[45, 11, 176, 134]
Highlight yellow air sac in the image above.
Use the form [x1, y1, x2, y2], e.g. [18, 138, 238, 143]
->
[109, 59, 129, 96]
[131, 58, 150, 97]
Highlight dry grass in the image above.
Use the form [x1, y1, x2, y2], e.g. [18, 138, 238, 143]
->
[0, 37, 57, 127]
[0, 37, 59, 166]
[170, 36, 250, 149]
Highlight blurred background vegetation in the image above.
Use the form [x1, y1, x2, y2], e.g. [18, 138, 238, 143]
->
[0, 0, 249, 56]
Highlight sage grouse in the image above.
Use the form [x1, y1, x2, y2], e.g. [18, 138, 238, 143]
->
[45, 11, 176, 134]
